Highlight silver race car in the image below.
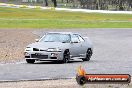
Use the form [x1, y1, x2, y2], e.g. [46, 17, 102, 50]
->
[24, 32, 93, 63]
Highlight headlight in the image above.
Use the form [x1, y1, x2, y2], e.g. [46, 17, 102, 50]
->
[24, 52, 30, 56]
[25, 47, 32, 51]
[47, 48, 62, 52]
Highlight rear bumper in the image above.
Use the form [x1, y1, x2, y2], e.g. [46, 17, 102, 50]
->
[24, 51, 63, 61]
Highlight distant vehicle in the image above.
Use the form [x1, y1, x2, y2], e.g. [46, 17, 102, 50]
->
[24, 32, 93, 63]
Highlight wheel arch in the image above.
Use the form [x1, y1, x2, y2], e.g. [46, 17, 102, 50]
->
[64, 49, 70, 53]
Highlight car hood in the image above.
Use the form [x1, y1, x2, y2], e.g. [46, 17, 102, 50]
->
[27, 42, 68, 50]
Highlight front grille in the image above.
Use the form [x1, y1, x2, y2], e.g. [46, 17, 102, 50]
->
[33, 48, 46, 51]
[50, 57, 57, 59]
[40, 49, 46, 51]
[25, 56, 30, 58]
[33, 48, 39, 51]
[31, 54, 48, 59]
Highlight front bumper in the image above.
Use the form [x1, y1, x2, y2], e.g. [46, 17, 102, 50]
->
[24, 51, 63, 61]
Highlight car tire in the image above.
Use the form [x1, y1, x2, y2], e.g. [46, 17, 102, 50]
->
[82, 48, 92, 61]
[62, 50, 70, 63]
[26, 59, 35, 64]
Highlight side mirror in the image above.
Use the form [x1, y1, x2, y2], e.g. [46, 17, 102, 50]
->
[35, 39, 39, 42]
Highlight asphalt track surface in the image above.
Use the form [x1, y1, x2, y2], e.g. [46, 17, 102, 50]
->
[0, 28, 132, 81]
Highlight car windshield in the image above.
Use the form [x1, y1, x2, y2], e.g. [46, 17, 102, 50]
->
[40, 33, 71, 43]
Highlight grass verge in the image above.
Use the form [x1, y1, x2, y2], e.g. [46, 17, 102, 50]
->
[0, 7, 132, 28]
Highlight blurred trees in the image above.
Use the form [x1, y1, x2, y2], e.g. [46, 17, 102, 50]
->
[1, 0, 132, 10]
[77, 0, 132, 10]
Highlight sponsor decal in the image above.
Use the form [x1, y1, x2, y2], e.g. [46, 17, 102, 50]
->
[76, 66, 131, 85]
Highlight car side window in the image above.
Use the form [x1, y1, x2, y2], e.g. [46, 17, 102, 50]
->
[71, 34, 80, 42]
[73, 34, 85, 42]
[78, 35, 85, 42]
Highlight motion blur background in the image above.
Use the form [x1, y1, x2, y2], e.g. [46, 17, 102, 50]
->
[0, 0, 132, 11]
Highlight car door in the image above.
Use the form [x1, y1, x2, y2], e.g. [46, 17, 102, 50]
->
[76, 34, 86, 56]
[70, 34, 82, 57]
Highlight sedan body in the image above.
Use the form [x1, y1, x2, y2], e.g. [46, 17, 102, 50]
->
[24, 32, 93, 63]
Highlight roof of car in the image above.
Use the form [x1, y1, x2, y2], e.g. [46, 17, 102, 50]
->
[48, 32, 72, 34]
[47, 32, 79, 35]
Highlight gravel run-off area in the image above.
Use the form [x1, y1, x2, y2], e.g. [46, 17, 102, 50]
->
[0, 29, 38, 63]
